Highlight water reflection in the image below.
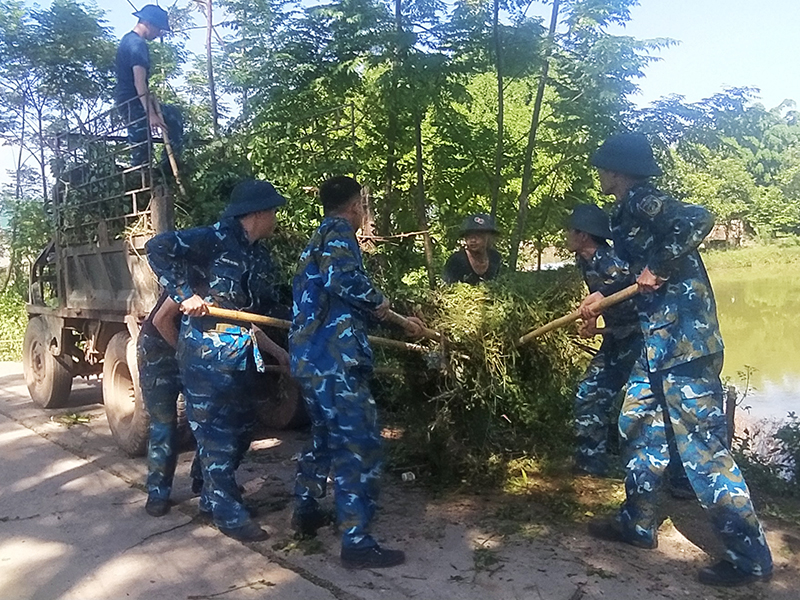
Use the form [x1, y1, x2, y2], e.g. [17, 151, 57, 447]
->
[710, 266, 800, 420]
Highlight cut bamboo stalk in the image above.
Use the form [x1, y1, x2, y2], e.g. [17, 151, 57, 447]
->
[204, 306, 428, 354]
[384, 309, 442, 342]
[517, 283, 639, 346]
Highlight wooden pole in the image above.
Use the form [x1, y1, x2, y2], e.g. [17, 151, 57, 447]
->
[204, 306, 429, 354]
[517, 283, 639, 346]
[152, 102, 186, 197]
[383, 309, 442, 342]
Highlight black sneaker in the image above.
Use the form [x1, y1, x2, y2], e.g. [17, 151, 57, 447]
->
[219, 521, 270, 543]
[341, 545, 405, 569]
[145, 497, 171, 517]
[291, 508, 332, 536]
[698, 561, 773, 587]
[668, 483, 696, 500]
[587, 517, 657, 549]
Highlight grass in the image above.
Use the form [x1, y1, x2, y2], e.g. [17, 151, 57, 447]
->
[702, 241, 800, 271]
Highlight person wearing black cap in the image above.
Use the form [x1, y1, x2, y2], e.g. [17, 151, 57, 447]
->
[579, 134, 773, 587]
[566, 204, 641, 477]
[115, 4, 183, 166]
[443, 213, 503, 285]
[145, 179, 290, 542]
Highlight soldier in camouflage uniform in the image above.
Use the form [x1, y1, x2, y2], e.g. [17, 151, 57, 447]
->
[289, 175, 422, 570]
[146, 179, 290, 543]
[138, 292, 203, 517]
[581, 134, 772, 587]
[567, 204, 642, 477]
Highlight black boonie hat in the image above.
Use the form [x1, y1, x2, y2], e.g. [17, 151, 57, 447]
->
[221, 179, 286, 219]
[133, 4, 171, 32]
[460, 213, 499, 235]
[591, 133, 662, 178]
[569, 204, 612, 239]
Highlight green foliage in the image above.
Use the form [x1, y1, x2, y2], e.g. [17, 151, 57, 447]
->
[0, 191, 52, 295]
[380, 269, 587, 482]
[702, 244, 800, 270]
[0, 288, 26, 360]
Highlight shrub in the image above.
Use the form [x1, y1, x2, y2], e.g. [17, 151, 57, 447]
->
[377, 269, 588, 482]
[0, 289, 27, 361]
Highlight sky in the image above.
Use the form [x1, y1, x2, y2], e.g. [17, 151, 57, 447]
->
[2, 0, 799, 185]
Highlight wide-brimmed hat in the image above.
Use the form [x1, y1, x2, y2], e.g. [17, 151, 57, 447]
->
[133, 4, 171, 32]
[460, 213, 499, 235]
[591, 133, 662, 178]
[569, 204, 612, 239]
[221, 179, 286, 219]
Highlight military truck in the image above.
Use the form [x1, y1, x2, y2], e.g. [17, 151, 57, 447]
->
[22, 104, 305, 456]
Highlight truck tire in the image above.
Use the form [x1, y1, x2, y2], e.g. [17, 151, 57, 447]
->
[23, 316, 73, 408]
[255, 373, 309, 430]
[103, 331, 149, 457]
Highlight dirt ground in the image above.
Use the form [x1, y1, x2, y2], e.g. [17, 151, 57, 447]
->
[1, 361, 798, 600]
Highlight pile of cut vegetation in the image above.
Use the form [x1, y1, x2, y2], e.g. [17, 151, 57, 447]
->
[376, 269, 589, 482]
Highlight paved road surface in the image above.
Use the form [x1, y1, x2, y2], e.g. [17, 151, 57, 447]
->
[0, 362, 795, 600]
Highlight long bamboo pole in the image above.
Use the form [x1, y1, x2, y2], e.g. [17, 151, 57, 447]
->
[383, 309, 442, 342]
[204, 306, 428, 354]
[517, 283, 639, 346]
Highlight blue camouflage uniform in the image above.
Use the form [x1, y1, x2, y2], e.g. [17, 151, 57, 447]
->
[138, 291, 202, 502]
[145, 217, 282, 530]
[574, 244, 642, 475]
[289, 216, 386, 551]
[611, 182, 772, 576]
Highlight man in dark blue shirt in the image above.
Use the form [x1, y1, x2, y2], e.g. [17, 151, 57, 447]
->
[115, 5, 182, 166]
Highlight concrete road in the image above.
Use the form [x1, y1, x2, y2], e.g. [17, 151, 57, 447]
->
[1, 361, 797, 600]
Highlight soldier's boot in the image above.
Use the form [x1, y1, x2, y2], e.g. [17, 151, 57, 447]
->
[341, 545, 405, 569]
[291, 507, 333, 537]
[145, 496, 171, 517]
[587, 517, 657, 549]
[219, 521, 269, 543]
[698, 561, 772, 587]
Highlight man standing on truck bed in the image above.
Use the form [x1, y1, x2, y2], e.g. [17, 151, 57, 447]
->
[115, 4, 183, 167]
[145, 179, 290, 542]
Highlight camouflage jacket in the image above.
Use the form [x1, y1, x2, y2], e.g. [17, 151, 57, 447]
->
[145, 218, 282, 372]
[577, 244, 639, 340]
[289, 217, 385, 378]
[611, 183, 724, 371]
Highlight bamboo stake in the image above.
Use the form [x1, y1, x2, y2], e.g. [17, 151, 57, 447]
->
[517, 283, 639, 346]
[204, 306, 428, 354]
[383, 309, 442, 342]
[152, 102, 187, 198]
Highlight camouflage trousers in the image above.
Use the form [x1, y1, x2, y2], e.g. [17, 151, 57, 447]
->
[294, 368, 383, 549]
[574, 333, 642, 475]
[138, 331, 201, 501]
[181, 358, 258, 529]
[617, 352, 773, 576]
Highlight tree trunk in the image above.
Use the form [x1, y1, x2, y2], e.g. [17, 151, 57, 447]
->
[490, 0, 503, 219]
[37, 104, 48, 202]
[508, 0, 560, 271]
[380, 0, 403, 236]
[414, 114, 436, 288]
[15, 101, 26, 200]
[206, 0, 220, 136]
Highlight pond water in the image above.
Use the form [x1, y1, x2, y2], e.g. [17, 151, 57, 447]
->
[709, 265, 800, 421]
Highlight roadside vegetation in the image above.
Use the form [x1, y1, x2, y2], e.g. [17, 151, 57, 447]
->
[703, 238, 800, 270]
